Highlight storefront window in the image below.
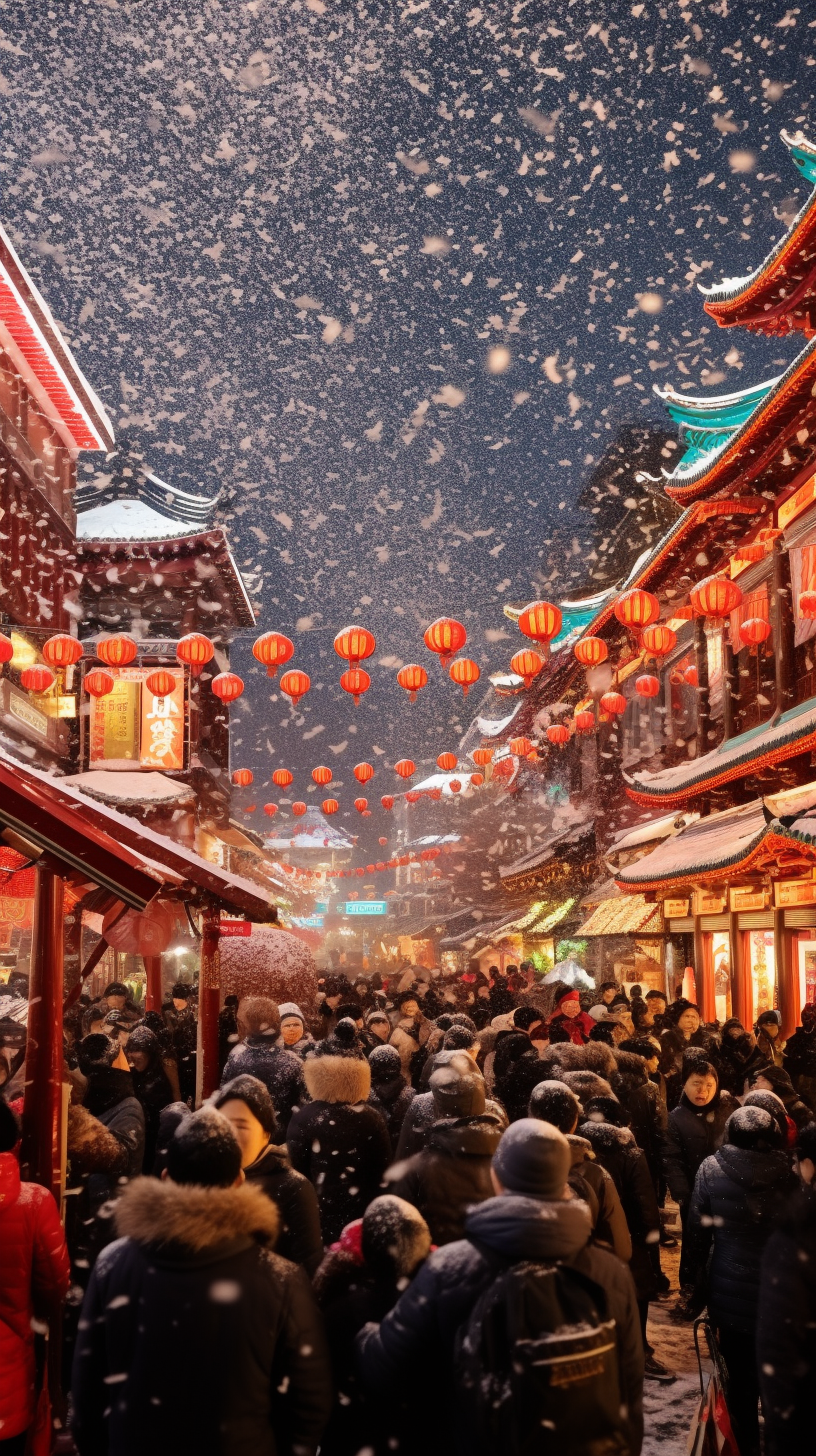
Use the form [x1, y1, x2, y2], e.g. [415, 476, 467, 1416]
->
[750, 930, 776, 1016]
[712, 931, 731, 1023]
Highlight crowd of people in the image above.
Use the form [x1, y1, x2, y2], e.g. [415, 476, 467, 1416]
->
[2, 959, 816, 1455]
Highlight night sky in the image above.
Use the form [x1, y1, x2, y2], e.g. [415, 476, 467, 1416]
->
[3, 0, 813, 831]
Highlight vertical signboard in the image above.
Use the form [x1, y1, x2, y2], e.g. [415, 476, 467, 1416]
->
[140, 670, 185, 770]
[88, 667, 186, 770]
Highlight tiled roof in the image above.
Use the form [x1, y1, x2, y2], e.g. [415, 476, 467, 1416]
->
[615, 800, 768, 891]
[578, 894, 664, 937]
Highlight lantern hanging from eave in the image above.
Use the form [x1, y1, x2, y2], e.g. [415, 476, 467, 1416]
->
[0, 633, 12, 671]
[517, 600, 562, 657]
[322, 798, 339, 815]
[253, 631, 294, 678]
[280, 669, 310, 707]
[573, 636, 608, 669]
[799, 590, 816, 619]
[263, 804, 278, 817]
[683, 665, 699, 687]
[354, 797, 368, 813]
[448, 779, 462, 794]
[21, 665, 54, 694]
[212, 672, 244, 703]
[97, 633, 138, 669]
[689, 574, 743, 620]
[340, 668, 371, 704]
[635, 674, 660, 699]
[145, 669, 177, 701]
[437, 751, 457, 772]
[574, 710, 595, 733]
[510, 648, 545, 687]
[354, 762, 375, 784]
[312, 766, 333, 786]
[84, 668, 115, 699]
[739, 617, 772, 652]
[472, 747, 493, 767]
[272, 768, 293, 788]
[394, 759, 415, 780]
[423, 617, 467, 666]
[375, 861, 385, 871]
[428, 787, 442, 801]
[470, 772, 484, 787]
[177, 633, 215, 677]
[641, 623, 677, 659]
[546, 724, 570, 747]
[381, 795, 394, 810]
[42, 634, 83, 670]
[600, 691, 626, 717]
[614, 588, 660, 637]
[509, 735, 533, 757]
[334, 624, 376, 666]
[232, 768, 253, 787]
[406, 790, 421, 804]
[292, 802, 307, 817]
[396, 663, 428, 702]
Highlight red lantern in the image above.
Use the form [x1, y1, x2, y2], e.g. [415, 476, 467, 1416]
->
[428, 787, 442, 801]
[510, 648, 545, 687]
[517, 600, 562, 656]
[263, 804, 278, 817]
[322, 798, 339, 815]
[573, 637, 608, 669]
[212, 672, 244, 703]
[449, 779, 462, 794]
[600, 691, 626, 716]
[378, 836, 388, 846]
[547, 724, 570, 746]
[312, 766, 333, 786]
[354, 797, 368, 813]
[449, 657, 480, 696]
[437, 751, 457, 772]
[739, 617, 772, 651]
[381, 795, 394, 810]
[354, 763, 375, 784]
[42, 634, 82, 669]
[470, 772, 484, 787]
[376, 861, 385, 872]
[280, 669, 310, 707]
[292, 802, 307, 817]
[232, 769, 253, 787]
[614, 589, 660, 634]
[423, 617, 467, 666]
[97, 633, 138, 668]
[472, 747, 493, 767]
[397, 663, 428, 701]
[684, 665, 699, 687]
[272, 768, 293, 788]
[406, 790, 421, 804]
[635, 674, 660, 699]
[253, 631, 294, 678]
[800, 591, 816, 619]
[334, 625, 376, 666]
[641, 624, 677, 658]
[21, 665, 54, 694]
[574, 710, 595, 733]
[690, 575, 743, 619]
[176, 632, 215, 676]
[145, 669, 177, 700]
[355, 867, 365, 877]
[84, 668, 115, 698]
[0, 633, 12, 668]
[340, 668, 370, 704]
[394, 759, 415, 780]
[509, 735, 533, 756]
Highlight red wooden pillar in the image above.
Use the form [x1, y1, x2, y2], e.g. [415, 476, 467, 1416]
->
[144, 955, 163, 1013]
[776, 912, 799, 1041]
[730, 922, 753, 1029]
[693, 922, 716, 1023]
[199, 905, 221, 1102]
[20, 860, 65, 1199]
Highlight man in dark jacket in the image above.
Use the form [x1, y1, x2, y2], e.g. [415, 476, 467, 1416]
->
[71, 1107, 332, 1456]
[611, 1045, 667, 1190]
[367, 1044, 415, 1151]
[393, 1050, 507, 1159]
[686, 1105, 798, 1456]
[528, 1078, 632, 1263]
[211, 1074, 323, 1276]
[783, 1003, 816, 1110]
[357, 1118, 644, 1456]
[387, 1062, 502, 1243]
[221, 995, 305, 1138]
[662, 1060, 738, 1312]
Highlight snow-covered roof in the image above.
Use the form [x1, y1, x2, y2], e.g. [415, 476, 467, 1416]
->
[609, 810, 700, 853]
[615, 800, 768, 888]
[264, 805, 355, 850]
[70, 770, 195, 805]
[75, 498, 196, 541]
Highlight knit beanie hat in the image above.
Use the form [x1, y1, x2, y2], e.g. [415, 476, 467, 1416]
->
[211, 1073, 278, 1137]
[166, 1107, 242, 1187]
[528, 1079, 582, 1134]
[492, 1118, 571, 1199]
[368, 1044, 402, 1081]
[362, 1194, 431, 1278]
[278, 1003, 305, 1026]
[513, 1006, 544, 1031]
[557, 990, 581, 1011]
[725, 1105, 783, 1150]
[743, 1089, 789, 1146]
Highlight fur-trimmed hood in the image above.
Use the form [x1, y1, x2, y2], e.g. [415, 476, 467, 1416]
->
[304, 1053, 371, 1104]
[541, 1040, 616, 1077]
[114, 1175, 280, 1253]
[566, 1133, 596, 1167]
[610, 1050, 649, 1098]
[559, 1070, 616, 1103]
[578, 1120, 636, 1153]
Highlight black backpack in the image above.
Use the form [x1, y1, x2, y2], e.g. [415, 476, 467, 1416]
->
[454, 1257, 625, 1456]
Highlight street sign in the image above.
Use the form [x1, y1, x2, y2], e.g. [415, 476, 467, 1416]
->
[315, 901, 329, 913]
[344, 900, 387, 916]
[219, 920, 251, 937]
[303, 915, 324, 928]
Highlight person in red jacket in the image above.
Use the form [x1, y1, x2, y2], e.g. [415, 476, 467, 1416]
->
[0, 1099, 70, 1453]
[548, 990, 595, 1046]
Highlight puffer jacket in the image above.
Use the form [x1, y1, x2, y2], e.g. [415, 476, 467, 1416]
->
[757, 1184, 816, 1456]
[567, 1134, 632, 1264]
[221, 1035, 305, 1138]
[578, 1120, 660, 1301]
[243, 1142, 324, 1277]
[357, 1192, 644, 1456]
[783, 1025, 816, 1109]
[686, 1143, 796, 1333]
[662, 1091, 739, 1209]
[367, 1074, 415, 1151]
[0, 1152, 70, 1439]
[386, 1114, 503, 1244]
[610, 1051, 667, 1185]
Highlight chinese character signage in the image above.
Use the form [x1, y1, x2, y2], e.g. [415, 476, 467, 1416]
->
[345, 900, 387, 916]
[140, 670, 184, 770]
[774, 878, 816, 908]
[729, 887, 769, 912]
[89, 667, 186, 770]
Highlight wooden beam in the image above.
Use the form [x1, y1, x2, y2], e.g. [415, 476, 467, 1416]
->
[772, 542, 796, 715]
[20, 859, 64, 1198]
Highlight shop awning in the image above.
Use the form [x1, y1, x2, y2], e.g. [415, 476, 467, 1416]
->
[578, 894, 664, 937]
[614, 800, 769, 893]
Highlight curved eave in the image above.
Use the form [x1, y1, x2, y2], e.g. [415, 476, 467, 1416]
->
[615, 825, 816, 895]
[701, 193, 816, 328]
[656, 377, 777, 427]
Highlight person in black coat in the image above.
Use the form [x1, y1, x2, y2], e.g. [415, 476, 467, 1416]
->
[528, 1079, 632, 1264]
[757, 1121, 816, 1456]
[393, 1050, 507, 1160]
[220, 995, 306, 1138]
[749, 1063, 813, 1131]
[366, 1044, 415, 1150]
[610, 1046, 667, 1190]
[658, 1000, 719, 1108]
[782, 1002, 816, 1110]
[287, 1052, 390, 1245]
[715, 1017, 771, 1098]
[125, 1025, 173, 1173]
[357, 1119, 645, 1456]
[686, 1106, 798, 1456]
[211, 1074, 323, 1276]
[71, 1107, 332, 1456]
[218, 993, 240, 1074]
[661, 1059, 739, 1303]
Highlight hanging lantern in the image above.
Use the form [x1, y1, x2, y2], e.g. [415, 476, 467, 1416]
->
[428, 787, 442, 801]
[292, 802, 307, 817]
[614, 589, 660, 635]
[272, 768, 294, 788]
[546, 724, 570, 746]
[253, 631, 294, 679]
[340, 668, 371, 704]
[470, 772, 484, 787]
[449, 657, 480, 696]
[96, 633, 138, 669]
[509, 648, 545, 688]
[449, 779, 462, 794]
[376, 862, 386, 872]
[145, 669, 177, 700]
[0, 633, 12, 670]
[573, 637, 608, 669]
[212, 672, 244, 703]
[574, 710, 596, 733]
[406, 790, 421, 804]
[312, 766, 333, 786]
[42, 634, 82, 670]
[354, 797, 368, 814]
[437, 751, 457, 772]
[684, 665, 699, 687]
[280, 669, 310, 707]
[263, 804, 278, 817]
[641, 623, 677, 658]
[689, 575, 743, 620]
[635, 674, 660, 699]
[509, 735, 533, 756]
[378, 836, 388, 846]
[472, 747, 493, 767]
[600, 691, 627, 716]
[334, 625, 376, 666]
[517, 600, 562, 657]
[176, 632, 215, 677]
[232, 769, 253, 787]
[396, 663, 428, 702]
[21, 665, 54, 694]
[799, 590, 816, 619]
[394, 759, 415, 780]
[354, 762, 375, 784]
[381, 795, 394, 810]
[423, 617, 467, 666]
[84, 668, 115, 698]
[739, 617, 772, 651]
[322, 798, 339, 815]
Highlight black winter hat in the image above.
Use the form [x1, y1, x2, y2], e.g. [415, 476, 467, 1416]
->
[726, 1105, 783, 1150]
[492, 1118, 571, 1199]
[368, 1044, 402, 1080]
[396, 989, 420, 1010]
[166, 1107, 242, 1187]
[749, 1063, 797, 1099]
[449, 1014, 478, 1034]
[126, 1025, 159, 1056]
[77, 1032, 117, 1074]
[212, 1074, 279, 1137]
[361, 1194, 431, 1278]
[583, 1095, 631, 1129]
[743, 1089, 789, 1146]
[171, 983, 192, 1000]
[429, 1061, 486, 1118]
[512, 1006, 543, 1031]
[434, 1013, 456, 1032]
[796, 1120, 816, 1164]
[528, 1079, 582, 1134]
[443, 1025, 478, 1051]
[336, 1002, 362, 1022]
[103, 982, 128, 998]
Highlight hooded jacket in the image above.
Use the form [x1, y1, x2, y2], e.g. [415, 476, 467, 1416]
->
[686, 1142, 797, 1333]
[221, 1035, 305, 1138]
[243, 1142, 324, 1276]
[783, 1023, 816, 1104]
[357, 1192, 644, 1456]
[0, 1153, 70, 1440]
[386, 1114, 503, 1245]
[757, 1184, 816, 1456]
[367, 1063, 416, 1151]
[392, 1057, 507, 1161]
[286, 1056, 390, 1245]
[70, 1177, 332, 1456]
[578, 1120, 660, 1301]
[610, 1051, 667, 1183]
[662, 1089, 739, 1207]
[567, 1134, 632, 1264]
